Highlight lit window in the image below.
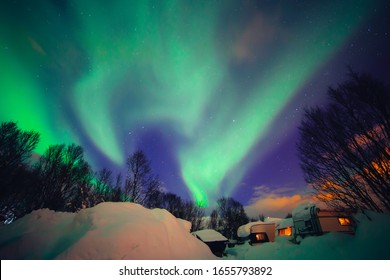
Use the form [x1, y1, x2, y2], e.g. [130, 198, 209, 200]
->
[338, 217, 351, 225]
[279, 227, 292, 236]
[255, 233, 267, 241]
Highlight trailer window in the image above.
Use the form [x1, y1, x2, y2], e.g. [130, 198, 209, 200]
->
[255, 233, 267, 241]
[338, 217, 351, 226]
[278, 227, 292, 236]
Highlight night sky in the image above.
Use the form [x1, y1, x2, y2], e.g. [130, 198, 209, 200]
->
[1, 0, 389, 214]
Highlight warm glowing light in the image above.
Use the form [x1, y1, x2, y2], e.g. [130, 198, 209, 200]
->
[278, 227, 292, 236]
[338, 217, 351, 226]
[255, 233, 267, 241]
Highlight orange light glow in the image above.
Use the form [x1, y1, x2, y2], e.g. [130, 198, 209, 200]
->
[255, 233, 267, 241]
[338, 217, 351, 225]
[278, 227, 292, 236]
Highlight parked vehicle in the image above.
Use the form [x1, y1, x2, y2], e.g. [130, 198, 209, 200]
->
[237, 221, 276, 245]
[275, 218, 294, 237]
[292, 203, 355, 238]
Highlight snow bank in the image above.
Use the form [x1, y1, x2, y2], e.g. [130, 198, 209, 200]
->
[0, 202, 216, 260]
[177, 218, 192, 232]
[225, 211, 390, 260]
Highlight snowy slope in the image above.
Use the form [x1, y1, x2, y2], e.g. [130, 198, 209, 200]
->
[0, 202, 216, 260]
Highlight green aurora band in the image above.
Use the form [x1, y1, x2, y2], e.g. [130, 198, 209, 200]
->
[0, 0, 376, 205]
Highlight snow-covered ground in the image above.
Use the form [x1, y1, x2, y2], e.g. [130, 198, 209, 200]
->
[0, 202, 389, 259]
[0, 202, 216, 260]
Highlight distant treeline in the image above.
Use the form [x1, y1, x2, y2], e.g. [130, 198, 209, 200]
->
[0, 121, 251, 238]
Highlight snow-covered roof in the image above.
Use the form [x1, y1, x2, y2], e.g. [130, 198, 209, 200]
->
[292, 202, 317, 219]
[264, 217, 283, 223]
[0, 202, 216, 260]
[237, 221, 276, 238]
[275, 218, 293, 230]
[192, 229, 228, 242]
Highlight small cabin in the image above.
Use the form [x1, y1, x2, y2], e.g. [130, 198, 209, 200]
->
[292, 203, 355, 237]
[191, 229, 228, 257]
[237, 221, 276, 245]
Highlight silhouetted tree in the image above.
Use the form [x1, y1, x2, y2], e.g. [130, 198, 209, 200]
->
[34, 144, 92, 211]
[112, 173, 125, 202]
[124, 150, 152, 203]
[209, 209, 218, 229]
[93, 167, 114, 203]
[156, 192, 204, 231]
[211, 197, 249, 239]
[258, 213, 265, 222]
[95, 168, 113, 193]
[160, 192, 183, 216]
[143, 176, 164, 208]
[181, 200, 204, 231]
[298, 71, 390, 212]
[0, 122, 39, 172]
[0, 121, 40, 222]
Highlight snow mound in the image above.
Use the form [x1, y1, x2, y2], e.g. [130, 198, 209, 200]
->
[0, 202, 216, 260]
[177, 218, 192, 232]
[192, 229, 228, 242]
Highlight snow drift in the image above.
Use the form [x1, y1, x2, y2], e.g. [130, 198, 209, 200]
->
[0, 202, 216, 260]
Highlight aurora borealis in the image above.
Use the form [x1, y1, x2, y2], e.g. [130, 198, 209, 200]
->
[1, 0, 389, 208]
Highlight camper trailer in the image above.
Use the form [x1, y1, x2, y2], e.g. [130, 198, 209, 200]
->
[191, 229, 228, 257]
[237, 221, 276, 245]
[275, 218, 294, 237]
[292, 203, 355, 237]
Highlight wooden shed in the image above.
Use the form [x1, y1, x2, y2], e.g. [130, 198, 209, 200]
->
[191, 229, 228, 257]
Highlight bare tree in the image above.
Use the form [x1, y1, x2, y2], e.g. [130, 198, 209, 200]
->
[0, 122, 39, 171]
[160, 193, 183, 216]
[112, 172, 124, 202]
[210, 197, 249, 239]
[93, 167, 113, 203]
[298, 71, 390, 212]
[157, 192, 204, 231]
[34, 144, 92, 211]
[124, 150, 152, 204]
[143, 176, 164, 208]
[209, 209, 218, 229]
[0, 122, 40, 221]
[181, 200, 204, 232]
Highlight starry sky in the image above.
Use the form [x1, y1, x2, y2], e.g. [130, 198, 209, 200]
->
[1, 0, 389, 212]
